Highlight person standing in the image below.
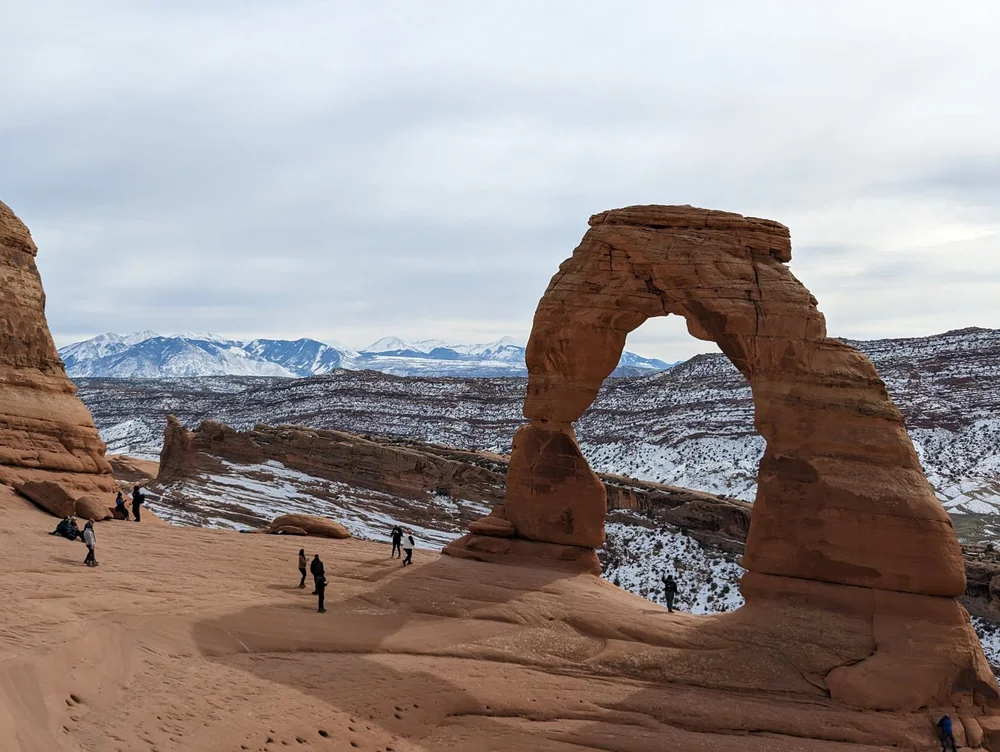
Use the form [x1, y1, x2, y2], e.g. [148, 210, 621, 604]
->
[937, 714, 958, 751]
[309, 554, 325, 594]
[402, 532, 415, 567]
[662, 574, 678, 613]
[390, 525, 403, 559]
[297, 549, 308, 588]
[315, 571, 327, 613]
[83, 521, 98, 567]
[131, 484, 144, 522]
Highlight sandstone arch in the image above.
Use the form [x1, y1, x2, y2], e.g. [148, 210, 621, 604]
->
[448, 204, 964, 596]
[444, 205, 998, 711]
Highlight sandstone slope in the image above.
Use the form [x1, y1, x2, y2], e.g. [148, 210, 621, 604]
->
[1, 486, 996, 751]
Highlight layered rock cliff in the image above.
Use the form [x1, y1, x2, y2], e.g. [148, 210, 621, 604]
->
[0, 201, 115, 496]
[153, 417, 750, 554]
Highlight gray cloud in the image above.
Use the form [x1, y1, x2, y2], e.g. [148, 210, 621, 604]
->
[2, 0, 999, 361]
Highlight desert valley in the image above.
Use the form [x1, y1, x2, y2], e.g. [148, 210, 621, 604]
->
[4, 195, 1000, 752]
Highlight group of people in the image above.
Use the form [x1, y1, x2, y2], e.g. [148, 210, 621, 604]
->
[293, 525, 419, 614]
[390, 525, 415, 565]
[114, 485, 146, 522]
[47, 484, 147, 568]
[297, 550, 328, 612]
[49, 516, 98, 566]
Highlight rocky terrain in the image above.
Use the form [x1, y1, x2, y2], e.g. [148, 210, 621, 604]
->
[141, 415, 1000, 667]
[76, 325, 1000, 517]
[5, 197, 1000, 749]
[59, 332, 672, 378]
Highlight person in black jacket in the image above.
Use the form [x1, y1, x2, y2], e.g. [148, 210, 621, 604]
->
[662, 574, 678, 613]
[390, 526, 403, 559]
[316, 572, 327, 613]
[131, 485, 144, 522]
[309, 554, 325, 594]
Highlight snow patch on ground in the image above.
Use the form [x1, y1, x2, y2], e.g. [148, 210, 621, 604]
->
[150, 459, 490, 550]
[599, 516, 745, 615]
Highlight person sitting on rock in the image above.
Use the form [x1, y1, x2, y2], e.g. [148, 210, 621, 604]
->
[937, 714, 957, 752]
[309, 554, 325, 594]
[390, 525, 403, 559]
[49, 516, 80, 541]
[662, 574, 678, 613]
[402, 532, 415, 567]
[297, 549, 308, 589]
[114, 491, 130, 520]
[131, 484, 144, 522]
[82, 521, 98, 567]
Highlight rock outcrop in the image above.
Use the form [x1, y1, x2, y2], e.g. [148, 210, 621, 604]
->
[265, 514, 350, 539]
[0, 201, 115, 497]
[16, 480, 78, 518]
[155, 416, 750, 547]
[75, 494, 114, 521]
[445, 205, 998, 713]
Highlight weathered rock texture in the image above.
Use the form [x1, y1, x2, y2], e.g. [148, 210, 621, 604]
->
[0, 201, 115, 496]
[16, 480, 78, 518]
[445, 204, 998, 713]
[265, 514, 350, 539]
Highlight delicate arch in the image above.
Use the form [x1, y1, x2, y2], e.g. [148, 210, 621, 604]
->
[449, 205, 964, 598]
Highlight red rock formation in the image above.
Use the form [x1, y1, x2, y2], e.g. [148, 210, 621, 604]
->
[16, 480, 78, 518]
[0, 200, 115, 497]
[445, 204, 997, 713]
[266, 514, 350, 539]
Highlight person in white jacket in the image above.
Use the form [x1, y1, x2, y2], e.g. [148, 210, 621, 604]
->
[83, 521, 98, 567]
[402, 532, 415, 566]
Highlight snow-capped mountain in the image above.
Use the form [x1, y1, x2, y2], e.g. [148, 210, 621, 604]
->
[73, 327, 1000, 518]
[58, 332, 674, 379]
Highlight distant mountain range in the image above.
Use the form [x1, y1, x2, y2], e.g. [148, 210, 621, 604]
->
[58, 332, 676, 379]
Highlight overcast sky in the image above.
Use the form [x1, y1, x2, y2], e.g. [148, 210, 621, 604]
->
[3, 1, 999, 360]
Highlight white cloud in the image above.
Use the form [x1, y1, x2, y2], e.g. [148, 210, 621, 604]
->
[1, 0, 998, 361]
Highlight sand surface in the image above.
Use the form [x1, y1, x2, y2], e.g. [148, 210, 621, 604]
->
[0, 486, 956, 751]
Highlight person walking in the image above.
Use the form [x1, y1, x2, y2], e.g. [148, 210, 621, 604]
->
[315, 571, 327, 613]
[131, 484, 144, 522]
[309, 554, 325, 594]
[390, 525, 403, 559]
[937, 714, 958, 752]
[402, 532, 415, 567]
[83, 521, 98, 567]
[114, 490, 130, 520]
[297, 549, 308, 588]
[662, 574, 678, 613]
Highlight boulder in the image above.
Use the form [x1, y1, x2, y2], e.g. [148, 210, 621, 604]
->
[16, 480, 76, 517]
[75, 494, 113, 521]
[270, 525, 308, 536]
[268, 514, 350, 539]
